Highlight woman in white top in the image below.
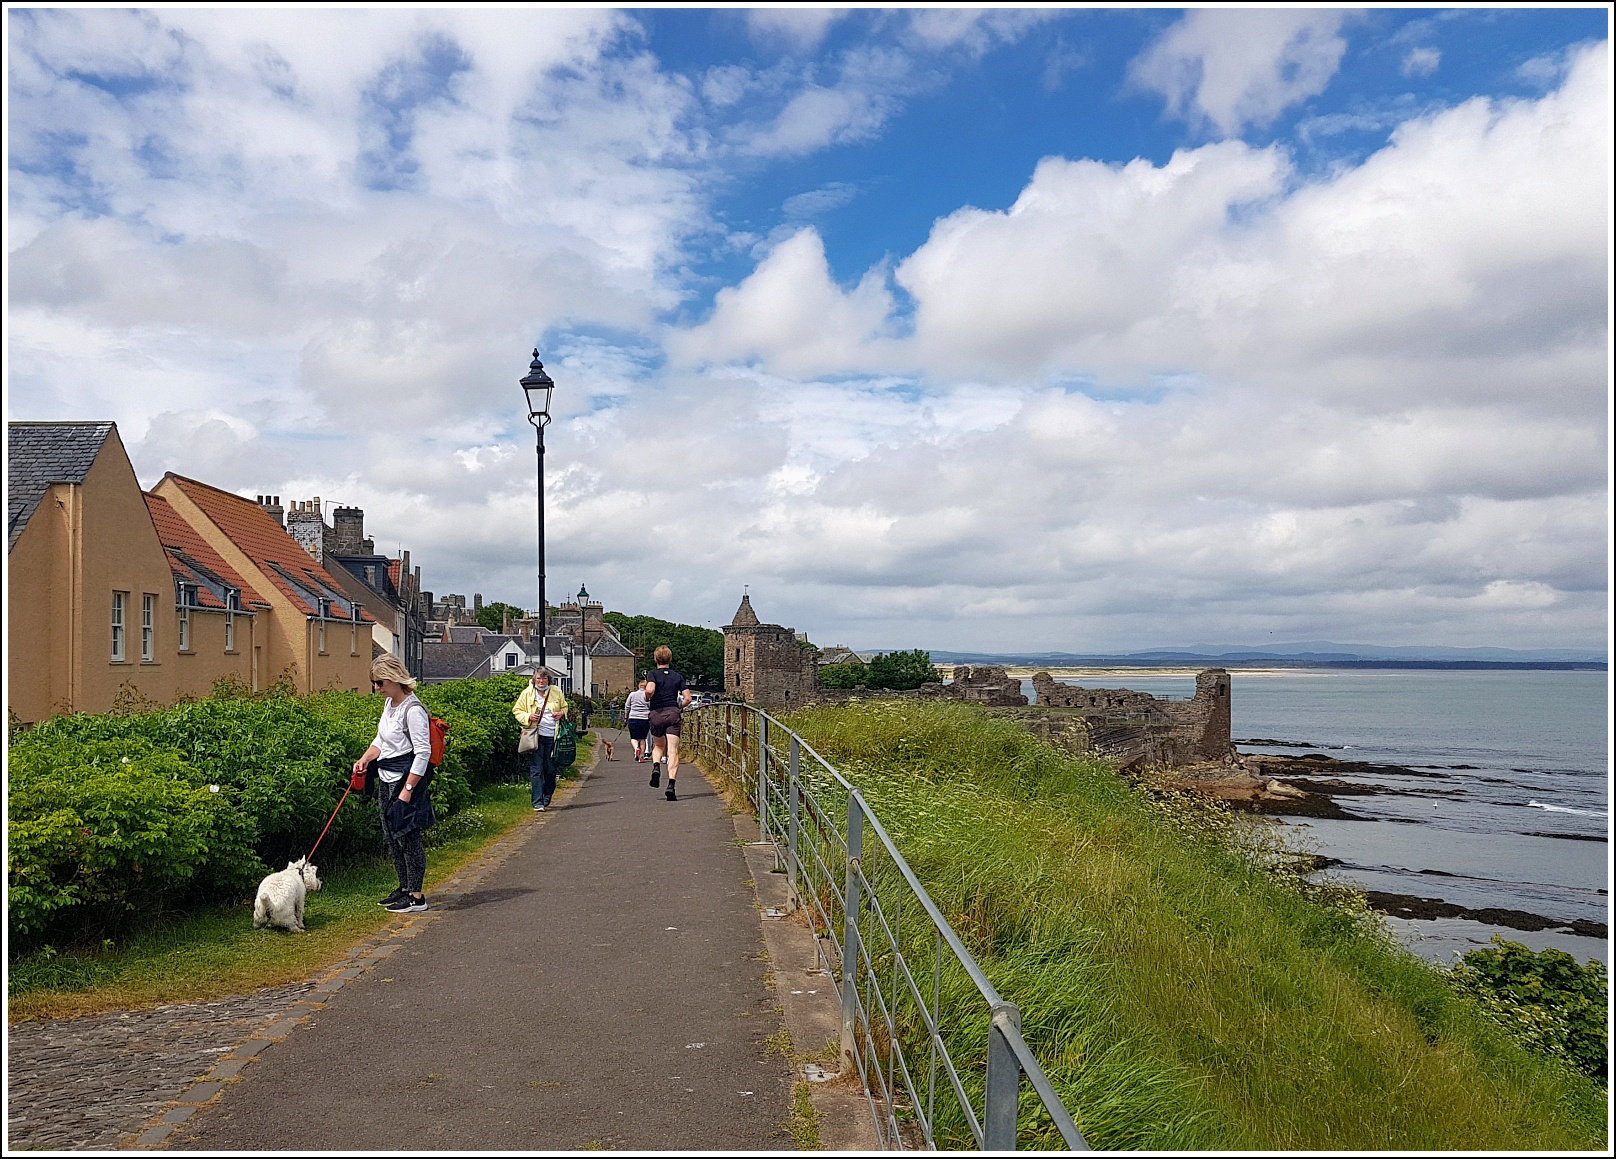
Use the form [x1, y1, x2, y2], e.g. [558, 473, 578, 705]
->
[352, 654, 435, 913]
[624, 684, 652, 762]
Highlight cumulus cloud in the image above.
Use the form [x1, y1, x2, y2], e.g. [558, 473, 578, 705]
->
[6, 10, 1607, 653]
[1129, 9, 1350, 136]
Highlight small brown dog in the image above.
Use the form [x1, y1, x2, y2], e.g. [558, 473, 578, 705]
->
[601, 739, 616, 760]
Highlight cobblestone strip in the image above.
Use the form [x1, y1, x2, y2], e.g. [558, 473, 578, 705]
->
[6, 754, 601, 1153]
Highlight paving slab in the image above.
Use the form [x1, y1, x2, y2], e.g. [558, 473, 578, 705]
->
[171, 737, 795, 1151]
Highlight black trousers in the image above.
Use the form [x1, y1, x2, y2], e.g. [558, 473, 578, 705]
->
[530, 735, 557, 806]
[378, 767, 427, 893]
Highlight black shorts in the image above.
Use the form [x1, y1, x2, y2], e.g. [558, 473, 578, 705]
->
[649, 707, 682, 737]
[628, 719, 650, 740]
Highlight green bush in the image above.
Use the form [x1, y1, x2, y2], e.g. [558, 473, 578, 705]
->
[7, 675, 530, 952]
[7, 740, 258, 941]
[1448, 937, 1608, 1082]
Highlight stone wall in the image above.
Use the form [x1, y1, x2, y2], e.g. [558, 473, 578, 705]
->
[726, 622, 818, 713]
[1025, 668, 1232, 767]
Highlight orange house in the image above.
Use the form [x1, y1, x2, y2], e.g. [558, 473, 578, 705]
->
[149, 474, 375, 697]
[7, 422, 374, 725]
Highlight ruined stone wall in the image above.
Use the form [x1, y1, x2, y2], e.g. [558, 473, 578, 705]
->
[947, 665, 1029, 706]
[1024, 668, 1232, 767]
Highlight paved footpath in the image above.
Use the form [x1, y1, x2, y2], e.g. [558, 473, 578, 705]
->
[10, 733, 796, 1152]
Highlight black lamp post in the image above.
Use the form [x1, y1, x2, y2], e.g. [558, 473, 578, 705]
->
[521, 349, 555, 673]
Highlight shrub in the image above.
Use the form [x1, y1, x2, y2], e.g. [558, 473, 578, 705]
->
[7, 675, 528, 951]
[1447, 937, 1608, 1082]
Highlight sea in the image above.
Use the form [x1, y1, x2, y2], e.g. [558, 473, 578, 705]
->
[1035, 669, 1610, 966]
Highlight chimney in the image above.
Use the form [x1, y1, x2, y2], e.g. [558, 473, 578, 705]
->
[332, 506, 366, 555]
[257, 495, 285, 525]
[474, 592, 483, 614]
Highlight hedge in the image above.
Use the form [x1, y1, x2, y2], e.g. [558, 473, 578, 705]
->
[7, 673, 534, 951]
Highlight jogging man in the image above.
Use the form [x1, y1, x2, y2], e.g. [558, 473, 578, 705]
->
[646, 645, 692, 801]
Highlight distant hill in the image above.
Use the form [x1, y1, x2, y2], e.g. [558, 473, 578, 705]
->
[926, 642, 1606, 670]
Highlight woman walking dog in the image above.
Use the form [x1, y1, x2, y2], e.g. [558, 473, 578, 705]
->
[353, 655, 435, 913]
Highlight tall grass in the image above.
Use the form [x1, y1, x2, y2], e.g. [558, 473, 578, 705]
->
[786, 699, 1606, 1151]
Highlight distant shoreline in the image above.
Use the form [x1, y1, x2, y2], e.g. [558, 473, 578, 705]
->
[935, 660, 1606, 674]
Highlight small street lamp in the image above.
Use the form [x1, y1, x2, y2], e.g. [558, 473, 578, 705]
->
[521, 349, 555, 673]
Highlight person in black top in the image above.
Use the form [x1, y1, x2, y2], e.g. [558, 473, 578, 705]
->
[645, 644, 691, 801]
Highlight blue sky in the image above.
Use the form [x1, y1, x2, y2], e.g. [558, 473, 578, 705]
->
[6, 8, 1610, 654]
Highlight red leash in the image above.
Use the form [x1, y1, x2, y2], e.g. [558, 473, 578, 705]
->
[305, 786, 353, 862]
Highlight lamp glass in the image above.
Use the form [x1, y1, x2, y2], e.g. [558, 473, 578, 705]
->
[521, 350, 555, 420]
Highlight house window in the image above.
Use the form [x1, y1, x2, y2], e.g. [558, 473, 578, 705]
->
[178, 606, 191, 651]
[318, 619, 328, 655]
[350, 624, 358, 656]
[735, 647, 741, 661]
[225, 611, 235, 652]
[141, 594, 155, 661]
[111, 592, 127, 661]
[506, 653, 517, 669]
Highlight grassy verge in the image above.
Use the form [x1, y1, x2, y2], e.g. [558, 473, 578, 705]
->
[8, 737, 591, 1023]
[781, 700, 1605, 1151]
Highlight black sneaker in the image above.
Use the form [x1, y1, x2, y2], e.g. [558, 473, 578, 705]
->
[387, 894, 428, 913]
[650, 762, 661, 788]
[377, 889, 406, 908]
[665, 784, 677, 802]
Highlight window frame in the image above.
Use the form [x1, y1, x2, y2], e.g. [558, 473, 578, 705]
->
[141, 593, 156, 662]
[178, 604, 191, 652]
[111, 591, 127, 662]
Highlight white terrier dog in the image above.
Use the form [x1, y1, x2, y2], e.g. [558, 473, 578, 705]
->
[253, 858, 321, 932]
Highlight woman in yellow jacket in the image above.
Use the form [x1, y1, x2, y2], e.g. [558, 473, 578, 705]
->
[513, 670, 568, 811]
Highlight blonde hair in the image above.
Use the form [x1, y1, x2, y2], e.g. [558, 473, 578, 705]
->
[654, 645, 672, 665]
[370, 654, 416, 689]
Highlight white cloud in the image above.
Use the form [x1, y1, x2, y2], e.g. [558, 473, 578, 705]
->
[745, 9, 849, 53]
[6, 11, 1607, 653]
[1129, 9, 1350, 136]
[667, 229, 893, 376]
[1401, 47, 1441, 78]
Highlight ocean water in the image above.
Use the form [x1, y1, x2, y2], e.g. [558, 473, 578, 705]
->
[1037, 669, 1610, 964]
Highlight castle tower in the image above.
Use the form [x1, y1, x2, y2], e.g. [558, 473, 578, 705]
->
[723, 592, 817, 712]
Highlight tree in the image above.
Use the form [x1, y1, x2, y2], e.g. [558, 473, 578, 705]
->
[476, 601, 527, 635]
[867, 650, 940, 691]
[601, 612, 724, 689]
[818, 650, 939, 691]
[819, 662, 869, 689]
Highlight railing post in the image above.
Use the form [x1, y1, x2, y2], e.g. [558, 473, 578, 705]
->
[985, 1003, 1023, 1151]
[840, 791, 865, 1070]
[758, 713, 770, 837]
[787, 736, 800, 912]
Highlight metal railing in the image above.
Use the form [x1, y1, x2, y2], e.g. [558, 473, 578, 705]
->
[686, 702, 1088, 1151]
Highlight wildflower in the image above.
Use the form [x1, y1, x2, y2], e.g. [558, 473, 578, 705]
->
[208, 784, 220, 793]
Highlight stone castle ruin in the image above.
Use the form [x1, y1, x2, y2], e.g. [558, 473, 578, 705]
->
[722, 593, 1232, 768]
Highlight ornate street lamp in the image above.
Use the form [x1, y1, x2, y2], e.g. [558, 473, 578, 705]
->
[521, 349, 555, 672]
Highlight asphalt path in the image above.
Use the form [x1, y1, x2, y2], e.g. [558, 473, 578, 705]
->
[177, 732, 795, 1151]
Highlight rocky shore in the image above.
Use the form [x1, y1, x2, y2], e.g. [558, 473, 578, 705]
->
[1146, 752, 1607, 943]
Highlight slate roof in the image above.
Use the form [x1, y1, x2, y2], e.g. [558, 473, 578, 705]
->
[144, 494, 269, 611]
[8, 421, 115, 551]
[589, 634, 634, 657]
[161, 474, 373, 622]
[422, 641, 495, 681]
[444, 626, 484, 643]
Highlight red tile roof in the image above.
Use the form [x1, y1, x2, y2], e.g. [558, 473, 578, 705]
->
[388, 558, 403, 591]
[162, 475, 374, 622]
[144, 494, 269, 610]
